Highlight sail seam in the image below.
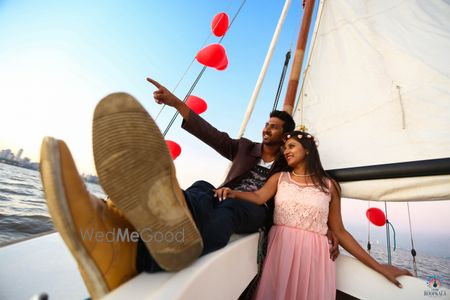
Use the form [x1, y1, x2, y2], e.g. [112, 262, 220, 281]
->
[396, 84, 406, 129]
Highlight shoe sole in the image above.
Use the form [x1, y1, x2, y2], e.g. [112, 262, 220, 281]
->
[93, 92, 203, 271]
[40, 137, 109, 299]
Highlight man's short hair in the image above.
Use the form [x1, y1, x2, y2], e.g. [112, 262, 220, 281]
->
[270, 110, 295, 133]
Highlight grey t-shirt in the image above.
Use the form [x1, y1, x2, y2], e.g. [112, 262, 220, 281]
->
[233, 159, 274, 192]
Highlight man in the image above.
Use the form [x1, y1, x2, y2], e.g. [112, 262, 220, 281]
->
[40, 79, 338, 299]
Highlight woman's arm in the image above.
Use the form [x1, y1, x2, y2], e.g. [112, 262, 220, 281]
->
[327, 180, 410, 287]
[214, 173, 281, 205]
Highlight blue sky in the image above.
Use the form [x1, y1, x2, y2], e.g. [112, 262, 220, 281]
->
[1, 0, 449, 257]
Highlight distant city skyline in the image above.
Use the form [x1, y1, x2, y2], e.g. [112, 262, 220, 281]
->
[0, 147, 39, 170]
[1, 147, 32, 160]
[0, 146, 98, 182]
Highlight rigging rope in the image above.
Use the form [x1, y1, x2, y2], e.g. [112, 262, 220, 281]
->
[161, 0, 248, 137]
[272, 50, 291, 111]
[407, 202, 418, 276]
[163, 67, 207, 136]
[271, 6, 298, 113]
[154, 58, 196, 121]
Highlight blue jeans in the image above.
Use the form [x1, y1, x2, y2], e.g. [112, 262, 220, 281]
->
[136, 180, 270, 273]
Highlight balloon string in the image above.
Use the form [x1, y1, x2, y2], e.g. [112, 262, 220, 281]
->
[162, 0, 247, 136]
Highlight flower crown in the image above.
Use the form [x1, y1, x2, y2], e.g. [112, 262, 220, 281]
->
[284, 131, 319, 147]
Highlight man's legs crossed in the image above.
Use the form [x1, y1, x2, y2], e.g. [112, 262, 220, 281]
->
[219, 199, 269, 234]
[184, 182, 269, 254]
[136, 180, 217, 272]
[136, 180, 269, 272]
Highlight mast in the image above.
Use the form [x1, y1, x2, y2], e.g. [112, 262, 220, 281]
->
[282, 0, 315, 115]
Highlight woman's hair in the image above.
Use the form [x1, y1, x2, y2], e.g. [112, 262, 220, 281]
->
[283, 130, 340, 194]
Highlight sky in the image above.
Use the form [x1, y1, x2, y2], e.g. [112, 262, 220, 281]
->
[0, 0, 449, 257]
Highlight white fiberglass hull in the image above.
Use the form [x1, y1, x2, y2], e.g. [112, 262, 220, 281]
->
[0, 232, 448, 300]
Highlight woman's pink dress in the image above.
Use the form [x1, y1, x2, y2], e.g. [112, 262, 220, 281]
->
[255, 172, 336, 300]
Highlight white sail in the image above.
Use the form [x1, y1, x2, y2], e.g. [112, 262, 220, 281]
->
[294, 0, 450, 201]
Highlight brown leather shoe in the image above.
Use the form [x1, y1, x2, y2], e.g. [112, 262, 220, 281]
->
[40, 137, 137, 299]
[92, 92, 203, 271]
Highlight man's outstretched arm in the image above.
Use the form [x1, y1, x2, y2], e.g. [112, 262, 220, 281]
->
[146, 77, 240, 161]
[147, 77, 191, 121]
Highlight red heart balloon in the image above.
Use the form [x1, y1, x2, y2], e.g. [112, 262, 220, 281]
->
[186, 95, 207, 114]
[211, 12, 229, 37]
[366, 207, 386, 226]
[216, 54, 228, 71]
[165, 140, 181, 160]
[196, 44, 226, 68]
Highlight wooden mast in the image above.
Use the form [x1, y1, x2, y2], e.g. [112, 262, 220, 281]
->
[282, 0, 315, 115]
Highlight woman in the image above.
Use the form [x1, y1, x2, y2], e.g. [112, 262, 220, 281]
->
[215, 131, 410, 300]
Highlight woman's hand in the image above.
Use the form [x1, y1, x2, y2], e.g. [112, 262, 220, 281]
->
[214, 187, 236, 201]
[379, 264, 412, 288]
[326, 229, 340, 261]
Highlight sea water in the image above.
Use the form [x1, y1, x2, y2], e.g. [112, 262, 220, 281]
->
[0, 162, 104, 244]
[0, 162, 449, 288]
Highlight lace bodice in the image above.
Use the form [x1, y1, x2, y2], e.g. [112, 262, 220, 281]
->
[274, 172, 331, 235]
